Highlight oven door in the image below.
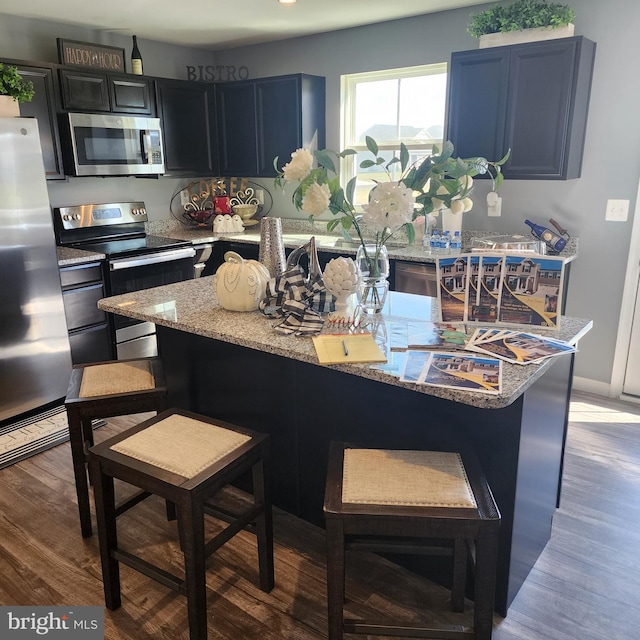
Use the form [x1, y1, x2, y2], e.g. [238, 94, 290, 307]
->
[108, 246, 195, 358]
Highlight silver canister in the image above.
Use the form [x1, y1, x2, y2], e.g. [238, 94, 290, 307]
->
[259, 216, 286, 277]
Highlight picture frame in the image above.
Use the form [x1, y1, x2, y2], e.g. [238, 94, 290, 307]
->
[57, 38, 125, 72]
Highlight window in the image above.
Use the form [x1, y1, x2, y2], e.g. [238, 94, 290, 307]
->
[341, 63, 447, 207]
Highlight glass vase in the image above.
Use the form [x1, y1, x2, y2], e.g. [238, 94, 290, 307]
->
[355, 244, 389, 279]
[357, 276, 389, 314]
[355, 244, 389, 314]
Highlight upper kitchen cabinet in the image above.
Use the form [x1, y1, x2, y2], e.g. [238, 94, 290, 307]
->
[155, 78, 219, 177]
[446, 36, 596, 180]
[3, 59, 65, 180]
[59, 68, 155, 115]
[216, 73, 325, 177]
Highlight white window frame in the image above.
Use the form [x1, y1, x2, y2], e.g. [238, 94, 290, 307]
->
[340, 63, 447, 207]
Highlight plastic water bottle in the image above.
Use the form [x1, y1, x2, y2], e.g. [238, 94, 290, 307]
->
[450, 230, 462, 252]
[441, 230, 451, 255]
[430, 230, 441, 255]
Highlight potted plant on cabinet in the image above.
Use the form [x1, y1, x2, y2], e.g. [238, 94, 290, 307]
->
[468, 0, 576, 49]
[0, 63, 35, 117]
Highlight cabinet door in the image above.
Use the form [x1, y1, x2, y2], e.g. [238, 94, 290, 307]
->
[255, 77, 301, 177]
[109, 74, 155, 115]
[446, 38, 595, 180]
[446, 49, 510, 165]
[506, 40, 578, 179]
[13, 62, 65, 180]
[59, 69, 110, 111]
[156, 79, 219, 176]
[216, 82, 258, 176]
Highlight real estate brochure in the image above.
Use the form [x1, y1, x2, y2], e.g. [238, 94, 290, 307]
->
[436, 255, 469, 323]
[400, 350, 502, 394]
[465, 328, 576, 364]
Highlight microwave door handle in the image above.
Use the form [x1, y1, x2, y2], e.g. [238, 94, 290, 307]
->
[140, 130, 153, 164]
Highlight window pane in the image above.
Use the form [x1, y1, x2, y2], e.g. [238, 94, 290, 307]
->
[354, 79, 399, 143]
[398, 74, 446, 143]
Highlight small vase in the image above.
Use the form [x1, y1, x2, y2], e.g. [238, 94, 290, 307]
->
[355, 244, 389, 314]
[355, 243, 389, 279]
[357, 276, 389, 314]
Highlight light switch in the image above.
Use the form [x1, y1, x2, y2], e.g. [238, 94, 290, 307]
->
[605, 199, 629, 222]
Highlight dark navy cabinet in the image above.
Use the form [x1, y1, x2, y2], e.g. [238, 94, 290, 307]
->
[446, 37, 596, 179]
[155, 78, 219, 177]
[4, 59, 65, 180]
[216, 73, 325, 178]
[59, 69, 155, 115]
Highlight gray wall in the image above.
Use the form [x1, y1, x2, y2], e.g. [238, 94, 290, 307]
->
[0, 12, 216, 221]
[1, 2, 639, 387]
[212, 0, 640, 388]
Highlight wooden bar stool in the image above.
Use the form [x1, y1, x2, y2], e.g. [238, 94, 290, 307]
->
[323, 442, 501, 640]
[88, 408, 274, 640]
[64, 358, 168, 537]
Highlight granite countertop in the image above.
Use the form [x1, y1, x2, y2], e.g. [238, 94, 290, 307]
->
[147, 218, 579, 264]
[57, 246, 106, 266]
[97, 276, 592, 410]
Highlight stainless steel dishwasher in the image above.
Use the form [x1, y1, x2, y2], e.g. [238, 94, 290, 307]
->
[394, 261, 438, 297]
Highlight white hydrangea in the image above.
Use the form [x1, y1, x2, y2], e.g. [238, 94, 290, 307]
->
[301, 181, 331, 217]
[462, 197, 473, 212]
[362, 182, 415, 231]
[282, 148, 313, 182]
[450, 198, 466, 215]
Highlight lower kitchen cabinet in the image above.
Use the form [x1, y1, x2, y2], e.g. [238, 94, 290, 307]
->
[59, 262, 113, 364]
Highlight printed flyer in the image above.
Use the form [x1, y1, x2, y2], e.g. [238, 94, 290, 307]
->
[498, 255, 565, 328]
[436, 255, 469, 323]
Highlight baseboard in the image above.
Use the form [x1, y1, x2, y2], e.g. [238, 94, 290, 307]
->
[572, 376, 610, 398]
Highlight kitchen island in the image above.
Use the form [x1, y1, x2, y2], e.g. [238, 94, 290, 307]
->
[98, 277, 591, 615]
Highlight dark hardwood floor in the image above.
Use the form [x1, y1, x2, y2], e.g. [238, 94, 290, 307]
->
[0, 390, 639, 639]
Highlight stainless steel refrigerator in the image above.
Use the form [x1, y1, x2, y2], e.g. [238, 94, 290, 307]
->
[0, 117, 72, 424]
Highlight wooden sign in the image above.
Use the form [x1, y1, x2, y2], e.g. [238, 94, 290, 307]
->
[57, 38, 125, 72]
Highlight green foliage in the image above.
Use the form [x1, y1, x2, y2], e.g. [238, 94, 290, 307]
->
[0, 63, 35, 103]
[468, 0, 575, 38]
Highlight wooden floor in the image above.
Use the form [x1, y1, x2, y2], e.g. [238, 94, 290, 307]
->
[0, 390, 639, 639]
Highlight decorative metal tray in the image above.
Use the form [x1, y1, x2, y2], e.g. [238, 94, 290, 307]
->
[470, 234, 546, 254]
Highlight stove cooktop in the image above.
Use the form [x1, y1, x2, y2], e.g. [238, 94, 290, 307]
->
[71, 235, 191, 259]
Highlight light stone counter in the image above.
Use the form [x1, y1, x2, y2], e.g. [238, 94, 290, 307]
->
[98, 276, 591, 409]
[147, 218, 578, 264]
[57, 246, 106, 266]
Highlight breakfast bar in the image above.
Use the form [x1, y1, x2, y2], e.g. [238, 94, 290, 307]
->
[98, 277, 592, 616]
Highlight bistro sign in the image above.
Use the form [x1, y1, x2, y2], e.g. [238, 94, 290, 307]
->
[57, 38, 125, 72]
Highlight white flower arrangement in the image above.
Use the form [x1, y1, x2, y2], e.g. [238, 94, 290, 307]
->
[275, 138, 508, 276]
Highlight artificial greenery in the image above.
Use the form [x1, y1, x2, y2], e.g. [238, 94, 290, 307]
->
[0, 63, 35, 103]
[468, 0, 575, 38]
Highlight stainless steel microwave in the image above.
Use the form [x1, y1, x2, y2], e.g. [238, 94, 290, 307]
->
[64, 112, 165, 176]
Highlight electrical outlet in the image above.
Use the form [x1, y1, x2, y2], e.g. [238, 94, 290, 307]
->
[255, 189, 264, 205]
[605, 199, 629, 222]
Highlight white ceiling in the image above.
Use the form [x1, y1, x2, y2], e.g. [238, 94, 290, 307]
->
[0, 0, 490, 50]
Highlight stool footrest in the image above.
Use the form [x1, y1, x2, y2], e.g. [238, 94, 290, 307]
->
[114, 490, 152, 517]
[344, 619, 474, 639]
[113, 548, 185, 595]
[204, 502, 263, 558]
[203, 502, 257, 534]
[347, 539, 455, 557]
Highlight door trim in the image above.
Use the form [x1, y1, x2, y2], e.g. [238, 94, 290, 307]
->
[611, 176, 640, 398]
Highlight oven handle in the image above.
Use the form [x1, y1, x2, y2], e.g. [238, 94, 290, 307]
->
[109, 247, 196, 270]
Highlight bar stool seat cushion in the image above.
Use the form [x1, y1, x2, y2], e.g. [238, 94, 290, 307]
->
[342, 448, 477, 508]
[110, 413, 251, 479]
[79, 360, 156, 398]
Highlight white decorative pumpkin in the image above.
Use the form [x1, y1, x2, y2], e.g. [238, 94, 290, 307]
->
[215, 251, 270, 312]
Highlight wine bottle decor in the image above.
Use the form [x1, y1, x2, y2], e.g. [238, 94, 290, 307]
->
[131, 35, 143, 75]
